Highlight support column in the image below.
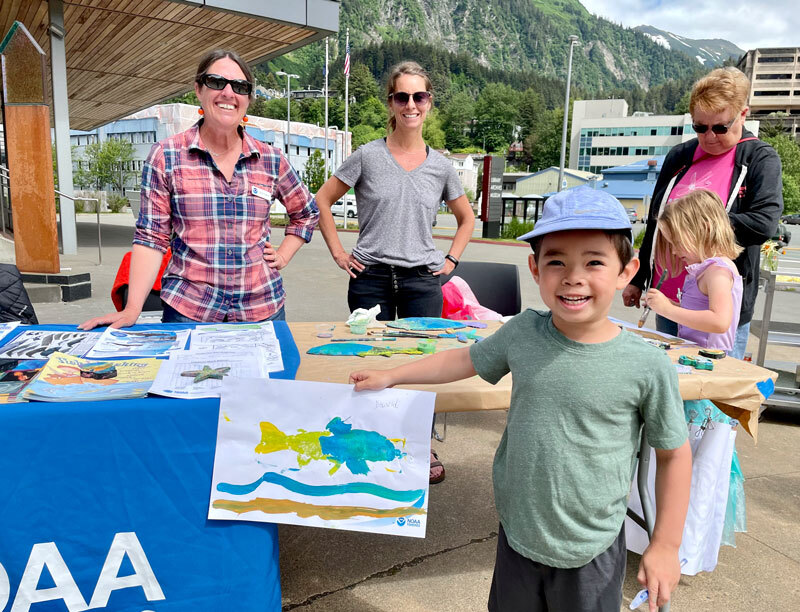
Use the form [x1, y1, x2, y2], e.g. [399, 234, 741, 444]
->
[0, 21, 60, 273]
[49, 0, 77, 255]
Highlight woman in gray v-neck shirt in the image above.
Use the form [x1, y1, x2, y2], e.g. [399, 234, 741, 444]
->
[315, 61, 475, 321]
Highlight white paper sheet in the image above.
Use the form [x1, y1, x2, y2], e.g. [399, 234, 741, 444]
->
[148, 349, 269, 399]
[85, 327, 190, 358]
[190, 322, 283, 372]
[209, 378, 435, 538]
[0, 330, 99, 359]
[0, 322, 20, 345]
[608, 315, 697, 346]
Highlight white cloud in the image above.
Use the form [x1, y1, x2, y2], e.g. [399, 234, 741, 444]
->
[579, 0, 798, 51]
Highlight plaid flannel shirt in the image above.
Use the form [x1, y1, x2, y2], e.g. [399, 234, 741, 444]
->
[133, 123, 318, 322]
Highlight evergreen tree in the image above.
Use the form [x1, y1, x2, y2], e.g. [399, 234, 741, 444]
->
[440, 92, 474, 151]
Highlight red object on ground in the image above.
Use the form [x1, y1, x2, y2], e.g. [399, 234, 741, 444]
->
[110, 249, 171, 312]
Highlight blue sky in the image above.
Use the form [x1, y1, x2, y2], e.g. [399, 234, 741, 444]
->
[578, 0, 798, 51]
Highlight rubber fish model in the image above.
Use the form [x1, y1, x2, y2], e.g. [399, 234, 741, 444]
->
[255, 417, 405, 475]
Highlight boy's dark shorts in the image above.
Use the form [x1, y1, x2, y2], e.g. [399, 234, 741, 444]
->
[488, 523, 626, 612]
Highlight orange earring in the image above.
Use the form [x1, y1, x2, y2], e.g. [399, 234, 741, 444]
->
[198, 108, 204, 115]
[242, 115, 248, 123]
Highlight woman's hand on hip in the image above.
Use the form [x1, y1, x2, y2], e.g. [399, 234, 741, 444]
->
[432, 259, 456, 276]
[333, 249, 364, 278]
[263, 241, 288, 270]
[623, 284, 643, 308]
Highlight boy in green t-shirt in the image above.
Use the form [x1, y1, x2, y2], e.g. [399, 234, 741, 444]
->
[350, 187, 691, 612]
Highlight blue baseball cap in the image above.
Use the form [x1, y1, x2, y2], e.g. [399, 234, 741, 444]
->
[517, 186, 632, 243]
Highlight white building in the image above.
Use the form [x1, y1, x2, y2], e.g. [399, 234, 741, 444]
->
[443, 153, 479, 199]
[569, 99, 759, 174]
[70, 103, 351, 190]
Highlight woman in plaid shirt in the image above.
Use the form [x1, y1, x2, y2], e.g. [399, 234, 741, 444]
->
[81, 49, 318, 330]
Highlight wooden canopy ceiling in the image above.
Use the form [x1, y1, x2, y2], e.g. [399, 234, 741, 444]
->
[1, 0, 337, 130]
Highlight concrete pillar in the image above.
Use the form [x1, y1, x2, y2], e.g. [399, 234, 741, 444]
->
[49, 0, 78, 255]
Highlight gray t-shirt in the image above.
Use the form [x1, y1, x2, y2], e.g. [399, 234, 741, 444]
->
[334, 138, 464, 269]
[470, 309, 687, 568]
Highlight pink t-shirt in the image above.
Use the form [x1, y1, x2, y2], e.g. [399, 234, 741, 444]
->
[654, 145, 737, 301]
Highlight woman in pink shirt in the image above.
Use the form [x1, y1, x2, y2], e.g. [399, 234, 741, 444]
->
[624, 67, 783, 359]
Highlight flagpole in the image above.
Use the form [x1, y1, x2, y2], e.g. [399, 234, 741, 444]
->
[344, 28, 350, 161]
[324, 36, 330, 180]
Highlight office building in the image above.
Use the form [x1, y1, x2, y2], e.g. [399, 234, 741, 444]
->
[737, 47, 800, 140]
[569, 99, 760, 174]
[70, 103, 350, 191]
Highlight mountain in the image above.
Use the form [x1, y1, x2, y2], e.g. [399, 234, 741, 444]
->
[634, 25, 745, 68]
[329, 0, 705, 93]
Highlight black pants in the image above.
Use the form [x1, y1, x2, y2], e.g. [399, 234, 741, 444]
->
[488, 523, 626, 612]
[348, 263, 443, 321]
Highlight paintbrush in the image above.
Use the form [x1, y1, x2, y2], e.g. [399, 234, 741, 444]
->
[638, 271, 668, 329]
[330, 337, 396, 342]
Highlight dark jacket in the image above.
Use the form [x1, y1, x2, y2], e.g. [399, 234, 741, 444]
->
[0, 263, 38, 324]
[632, 130, 783, 324]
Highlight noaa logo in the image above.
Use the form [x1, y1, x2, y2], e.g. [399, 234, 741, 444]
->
[396, 517, 406, 526]
[396, 517, 421, 528]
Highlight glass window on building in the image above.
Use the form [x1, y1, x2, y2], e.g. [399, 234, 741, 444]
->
[754, 90, 790, 96]
[757, 56, 795, 63]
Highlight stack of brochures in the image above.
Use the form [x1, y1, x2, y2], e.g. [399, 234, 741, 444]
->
[0, 358, 47, 403]
[22, 352, 163, 402]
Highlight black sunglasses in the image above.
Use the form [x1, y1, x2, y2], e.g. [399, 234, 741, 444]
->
[691, 115, 737, 135]
[198, 73, 253, 96]
[390, 91, 432, 105]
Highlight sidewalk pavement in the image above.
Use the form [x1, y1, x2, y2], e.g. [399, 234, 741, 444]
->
[3, 214, 799, 611]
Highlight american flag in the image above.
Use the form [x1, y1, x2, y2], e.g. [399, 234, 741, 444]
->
[343, 42, 350, 77]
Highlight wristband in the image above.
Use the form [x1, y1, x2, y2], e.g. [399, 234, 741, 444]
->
[445, 254, 459, 268]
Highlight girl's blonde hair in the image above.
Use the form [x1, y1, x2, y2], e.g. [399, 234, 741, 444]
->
[655, 189, 744, 277]
[385, 61, 433, 133]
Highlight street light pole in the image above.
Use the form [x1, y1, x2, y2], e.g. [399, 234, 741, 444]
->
[558, 35, 579, 192]
[276, 70, 299, 164]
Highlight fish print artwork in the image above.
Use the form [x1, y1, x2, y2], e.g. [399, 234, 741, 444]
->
[208, 378, 435, 537]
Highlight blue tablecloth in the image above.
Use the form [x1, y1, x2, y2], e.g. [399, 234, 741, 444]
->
[0, 322, 299, 611]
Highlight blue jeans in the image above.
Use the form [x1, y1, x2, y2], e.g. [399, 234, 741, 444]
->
[655, 314, 679, 337]
[161, 302, 286, 323]
[348, 264, 443, 321]
[730, 321, 751, 360]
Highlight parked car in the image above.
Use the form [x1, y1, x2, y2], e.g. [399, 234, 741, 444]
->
[626, 208, 639, 224]
[781, 213, 800, 225]
[773, 222, 792, 246]
[330, 199, 357, 218]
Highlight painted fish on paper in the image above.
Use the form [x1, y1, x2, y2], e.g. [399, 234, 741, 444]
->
[255, 417, 406, 475]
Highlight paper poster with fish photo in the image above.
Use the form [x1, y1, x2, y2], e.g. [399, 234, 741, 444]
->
[209, 378, 436, 538]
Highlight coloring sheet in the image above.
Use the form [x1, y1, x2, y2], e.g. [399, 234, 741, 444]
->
[85, 327, 190, 358]
[190, 322, 283, 372]
[0, 330, 99, 359]
[149, 349, 270, 399]
[209, 378, 435, 538]
[0, 322, 20, 345]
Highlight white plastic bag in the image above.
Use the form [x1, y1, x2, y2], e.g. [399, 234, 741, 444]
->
[625, 422, 736, 575]
[346, 304, 382, 329]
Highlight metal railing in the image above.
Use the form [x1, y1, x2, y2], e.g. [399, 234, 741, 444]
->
[55, 190, 102, 264]
[0, 164, 9, 235]
[0, 165, 103, 264]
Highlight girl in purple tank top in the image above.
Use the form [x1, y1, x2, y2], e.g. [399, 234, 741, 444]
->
[644, 190, 744, 353]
